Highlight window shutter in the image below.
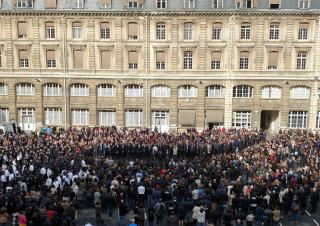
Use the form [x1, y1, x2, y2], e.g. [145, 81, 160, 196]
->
[46, 22, 54, 27]
[138, 0, 144, 5]
[299, 23, 309, 29]
[128, 23, 138, 36]
[212, 23, 222, 28]
[101, 51, 111, 69]
[74, 50, 83, 68]
[19, 50, 28, 59]
[45, 0, 57, 8]
[12, 0, 17, 6]
[268, 51, 278, 66]
[18, 22, 27, 36]
[211, 51, 221, 61]
[270, 0, 280, 3]
[156, 51, 165, 62]
[46, 50, 55, 61]
[240, 51, 250, 58]
[128, 51, 138, 64]
[101, 22, 110, 29]
[73, 22, 82, 27]
[100, 0, 111, 4]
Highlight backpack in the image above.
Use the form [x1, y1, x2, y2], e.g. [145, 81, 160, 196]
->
[156, 204, 165, 218]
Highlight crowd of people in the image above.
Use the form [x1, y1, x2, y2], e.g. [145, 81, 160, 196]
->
[0, 127, 318, 226]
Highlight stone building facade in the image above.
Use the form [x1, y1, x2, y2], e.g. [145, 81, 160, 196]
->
[0, 0, 319, 132]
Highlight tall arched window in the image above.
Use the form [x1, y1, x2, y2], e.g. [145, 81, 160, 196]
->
[261, 86, 281, 99]
[233, 85, 253, 98]
[290, 86, 310, 99]
[178, 85, 198, 98]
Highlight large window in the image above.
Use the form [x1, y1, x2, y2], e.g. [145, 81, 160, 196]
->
[212, 23, 222, 40]
[178, 85, 198, 98]
[16, 83, 35, 95]
[72, 22, 82, 39]
[16, 0, 33, 8]
[316, 111, 320, 128]
[70, 84, 89, 96]
[156, 23, 166, 40]
[100, 22, 110, 39]
[298, 0, 310, 9]
[72, 109, 89, 126]
[0, 84, 8, 95]
[236, 0, 253, 8]
[101, 51, 111, 69]
[206, 85, 225, 98]
[43, 83, 61, 96]
[0, 109, 8, 123]
[240, 23, 251, 39]
[290, 86, 310, 99]
[156, 0, 166, 8]
[233, 85, 253, 98]
[184, 0, 195, 8]
[73, 50, 83, 69]
[19, 50, 29, 68]
[298, 23, 308, 40]
[124, 85, 143, 97]
[125, 109, 143, 127]
[100, 0, 112, 8]
[232, 111, 251, 128]
[44, 0, 57, 9]
[99, 110, 116, 126]
[74, 0, 84, 8]
[128, 0, 138, 8]
[183, 51, 193, 69]
[45, 22, 55, 39]
[152, 85, 170, 97]
[128, 23, 138, 40]
[239, 51, 249, 70]
[297, 52, 307, 70]
[17, 21, 27, 38]
[269, 0, 280, 9]
[152, 111, 169, 132]
[288, 111, 307, 128]
[261, 86, 281, 99]
[97, 84, 116, 97]
[18, 108, 36, 131]
[156, 51, 165, 70]
[128, 51, 138, 69]
[211, 51, 221, 70]
[268, 51, 279, 70]
[212, 0, 223, 8]
[184, 23, 193, 40]
[44, 108, 61, 125]
[46, 50, 56, 68]
[269, 23, 280, 40]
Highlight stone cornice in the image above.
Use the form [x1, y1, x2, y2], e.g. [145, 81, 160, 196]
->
[0, 10, 319, 17]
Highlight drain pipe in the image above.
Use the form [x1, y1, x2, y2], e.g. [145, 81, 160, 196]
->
[62, 15, 67, 128]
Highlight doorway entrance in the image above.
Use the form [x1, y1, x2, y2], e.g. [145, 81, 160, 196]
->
[260, 110, 280, 132]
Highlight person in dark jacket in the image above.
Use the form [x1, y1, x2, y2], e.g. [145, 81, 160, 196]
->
[147, 207, 155, 226]
[223, 210, 233, 226]
[310, 188, 319, 213]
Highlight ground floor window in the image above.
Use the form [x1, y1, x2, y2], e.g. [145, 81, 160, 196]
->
[152, 110, 169, 132]
[99, 110, 116, 126]
[288, 111, 307, 128]
[72, 109, 89, 126]
[0, 108, 9, 123]
[18, 108, 36, 131]
[317, 112, 320, 129]
[44, 108, 61, 125]
[125, 109, 142, 127]
[232, 111, 251, 128]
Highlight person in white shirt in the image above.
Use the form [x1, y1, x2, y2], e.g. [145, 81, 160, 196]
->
[192, 205, 200, 224]
[197, 208, 206, 225]
[40, 167, 46, 175]
[46, 177, 52, 187]
[138, 184, 146, 203]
